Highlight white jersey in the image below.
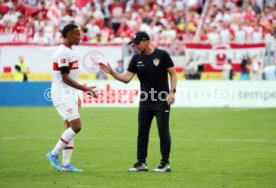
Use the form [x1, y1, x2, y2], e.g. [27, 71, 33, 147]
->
[51, 44, 79, 106]
[234, 30, 246, 44]
[220, 29, 230, 45]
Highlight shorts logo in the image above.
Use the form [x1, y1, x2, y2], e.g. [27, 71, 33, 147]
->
[153, 58, 159, 66]
[67, 108, 73, 115]
[61, 59, 67, 64]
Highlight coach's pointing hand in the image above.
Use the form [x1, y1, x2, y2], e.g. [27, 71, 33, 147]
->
[99, 63, 112, 74]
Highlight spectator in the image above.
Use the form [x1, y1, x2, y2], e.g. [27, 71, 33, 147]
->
[233, 25, 247, 44]
[99, 19, 114, 41]
[116, 19, 133, 38]
[240, 56, 249, 80]
[0, 1, 9, 14]
[12, 15, 26, 33]
[96, 69, 108, 80]
[95, 0, 111, 22]
[263, 63, 276, 80]
[219, 22, 232, 45]
[86, 17, 100, 40]
[184, 58, 200, 80]
[50, 26, 62, 45]
[2, 8, 18, 25]
[249, 56, 262, 80]
[222, 59, 234, 80]
[14, 55, 30, 82]
[33, 28, 50, 44]
[251, 0, 262, 15]
[207, 25, 220, 45]
[250, 25, 264, 43]
[115, 60, 125, 74]
[109, 0, 124, 34]
[91, 33, 108, 43]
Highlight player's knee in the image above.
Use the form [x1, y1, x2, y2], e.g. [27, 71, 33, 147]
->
[71, 123, 82, 133]
[75, 124, 82, 133]
[72, 126, 81, 133]
[70, 118, 82, 133]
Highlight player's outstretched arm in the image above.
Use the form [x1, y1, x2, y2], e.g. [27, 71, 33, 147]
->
[62, 74, 98, 97]
[99, 63, 135, 84]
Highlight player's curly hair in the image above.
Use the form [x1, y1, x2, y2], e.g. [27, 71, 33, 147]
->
[62, 24, 78, 38]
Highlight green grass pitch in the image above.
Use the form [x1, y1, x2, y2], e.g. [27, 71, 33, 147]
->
[0, 107, 276, 188]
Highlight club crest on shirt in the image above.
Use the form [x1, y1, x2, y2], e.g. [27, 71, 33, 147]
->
[61, 59, 66, 64]
[67, 108, 73, 115]
[153, 58, 160, 66]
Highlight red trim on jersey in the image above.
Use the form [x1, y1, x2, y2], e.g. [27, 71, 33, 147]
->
[69, 61, 78, 70]
[53, 61, 78, 71]
[60, 138, 69, 144]
[64, 146, 73, 150]
[53, 62, 59, 70]
[62, 43, 72, 49]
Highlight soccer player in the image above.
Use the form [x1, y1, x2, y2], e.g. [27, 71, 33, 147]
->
[47, 24, 97, 172]
[100, 31, 177, 172]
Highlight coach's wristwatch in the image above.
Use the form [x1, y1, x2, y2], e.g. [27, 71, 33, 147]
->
[170, 89, 176, 93]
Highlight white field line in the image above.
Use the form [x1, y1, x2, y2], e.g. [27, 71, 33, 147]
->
[0, 137, 275, 143]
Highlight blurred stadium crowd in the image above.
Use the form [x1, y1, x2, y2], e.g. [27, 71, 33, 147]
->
[0, 0, 275, 80]
[0, 0, 275, 46]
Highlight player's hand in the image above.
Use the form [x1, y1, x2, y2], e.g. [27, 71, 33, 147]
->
[99, 63, 112, 74]
[86, 86, 98, 98]
[167, 92, 175, 105]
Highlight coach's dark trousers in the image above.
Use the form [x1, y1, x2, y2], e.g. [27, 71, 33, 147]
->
[137, 101, 171, 164]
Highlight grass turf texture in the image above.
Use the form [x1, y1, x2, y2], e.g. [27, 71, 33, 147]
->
[0, 107, 275, 188]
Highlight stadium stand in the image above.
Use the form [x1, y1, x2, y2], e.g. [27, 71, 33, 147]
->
[0, 0, 275, 80]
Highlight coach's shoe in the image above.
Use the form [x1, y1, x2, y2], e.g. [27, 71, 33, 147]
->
[61, 164, 83, 172]
[47, 152, 60, 171]
[153, 162, 171, 172]
[128, 162, 148, 172]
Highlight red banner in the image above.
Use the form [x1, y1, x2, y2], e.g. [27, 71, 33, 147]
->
[75, 0, 92, 9]
[185, 43, 266, 72]
[47, 3, 61, 26]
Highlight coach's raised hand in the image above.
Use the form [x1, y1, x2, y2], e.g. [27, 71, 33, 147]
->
[99, 63, 112, 74]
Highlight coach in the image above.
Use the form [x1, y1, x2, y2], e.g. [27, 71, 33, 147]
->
[100, 31, 177, 172]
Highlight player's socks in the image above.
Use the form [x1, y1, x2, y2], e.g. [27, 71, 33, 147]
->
[51, 127, 76, 155]
[62, 138, 74, 166]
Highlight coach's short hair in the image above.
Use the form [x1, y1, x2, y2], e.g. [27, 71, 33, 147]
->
[62, 24, 78, 38]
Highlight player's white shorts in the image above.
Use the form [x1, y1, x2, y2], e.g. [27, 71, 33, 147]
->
[54, 99, 80, 122]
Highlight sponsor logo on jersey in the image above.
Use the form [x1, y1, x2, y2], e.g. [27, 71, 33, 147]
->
[137, 61, 144, 67]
